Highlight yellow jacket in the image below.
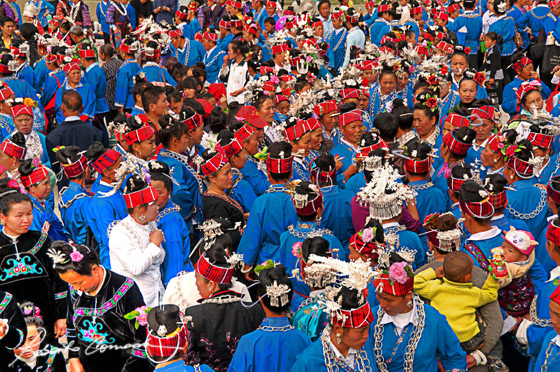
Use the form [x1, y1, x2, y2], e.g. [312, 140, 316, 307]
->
[414, 268, 499, 342]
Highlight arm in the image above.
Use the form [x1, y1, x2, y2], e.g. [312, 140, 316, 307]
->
[436, 311, 468, 371]
[83, 87, 96, 119]
[413, 268, 440, 299]
[0, 292, 26, 349]
[474, 273, 499, 307]
[114, 68, 129, 107]
[237, 203, 264, 266]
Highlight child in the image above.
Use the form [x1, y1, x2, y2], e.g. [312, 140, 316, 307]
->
[414, 251, 499, 360]
[11, 302, 66, 372]
[494, 228, 537, 317]
[482, 32, 503, 103]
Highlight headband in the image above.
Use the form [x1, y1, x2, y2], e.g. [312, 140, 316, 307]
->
[124, 185, 158, 209]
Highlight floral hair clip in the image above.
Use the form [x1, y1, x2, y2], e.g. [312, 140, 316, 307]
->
[291, 242, 303, 258]
[382, 261, 414, 286]
[360, 226, 377, 243]
[23, 305, 42, 318]
[422, 94, 438, 112]
[501, 143, 525, 161]
[254, 259, 275, 274]
[124, 305, 152, 329]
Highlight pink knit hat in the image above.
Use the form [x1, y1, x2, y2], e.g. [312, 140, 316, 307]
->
[502, 228, 538, 256]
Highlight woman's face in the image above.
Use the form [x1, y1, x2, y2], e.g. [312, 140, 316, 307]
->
[184, 88, 196, 99]
[67, 69, 82, 84]
[359, 94, 369, 111]
[14, 325, 42, 359]
[172, 133, 189, 154]
[195, 270, 214, 298]
[519, 64, 535, 80]
[376, 291, 411, 316]
[396, 73, 409, 91]
[314, 25, 324, 38]
[189, 124, 205, 145]
[341, 121, 363, 146]
[29, 177, 51, 200]
[481, 143, 500, 167]
[310, 128, 323, 151]
[321, 111, 337, 132]
[244, 133, 260, 156]
[0, 151, 15, 170]
[169, 97, 183, 114]
[227, 44, 237, 60]
[450, 55, 468, 77]
[522, 90, 544, 111]
[459, 80, 477, 104]
[210, 163, 233, 190]
[292, 132, 311, 158]
[413, 109, 435, 137]
[152, 180, 170, 210]
[379, 73, 396, 95]
[133, 135, 157, 160]
[0, 95, 14, 113]
[14, 115, 33, 135]
[58, 265, 103, 293]
[442, 120, 455, 138]
[361, 70, 375, 85]
[473, 119, 494, 142]
[140, 202, 159, 222]
[339, 325, 370, 351]
[276, 101, 290, 116]
[257, 99, 275, 123]
[231, 148, 248, 169]
[1, 201, 33, 236]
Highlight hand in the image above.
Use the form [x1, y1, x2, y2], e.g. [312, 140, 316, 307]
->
[435, 266, 445, 278]
[334, 155, 342, 171]
[68, 358, 85, 372]
[0, 319, 7, 338]
[530, 71, 539, 79]
[263, 30, 268, 38]
[231, 89, 242, 97]
[150, 229, 164, 246]
[220, 94, 228, 108]
[223, 55, 228, 66]
[54, 319, 67, 338]
[487, 78, 495, 88]
[242, 264, 253, 281]
[42, 221, 51, 234]
[553, 65, 560, 76]
[466, 355, 477, 368]
[153, 7, 159, 13]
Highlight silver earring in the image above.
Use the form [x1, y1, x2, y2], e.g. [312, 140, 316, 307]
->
[493, 158, 498, 163]
[406, 300, 413, 308]
[510, 175, 514, 180]
[139, 215, 146, 223]
[336, 333, 342, 345]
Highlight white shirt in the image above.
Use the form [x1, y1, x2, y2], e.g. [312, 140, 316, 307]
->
[466, 226, 501, 242]
[482, 11, 498, 34]
[327, 336, 357, 368]
[109, 215, 165, 307]
[224, 60, 248, 104]
[380, 299, 418, 335]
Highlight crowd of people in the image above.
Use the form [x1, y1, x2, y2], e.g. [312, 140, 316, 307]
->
[0, 0, 560, 371]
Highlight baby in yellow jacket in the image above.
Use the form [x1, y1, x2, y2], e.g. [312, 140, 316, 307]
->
[414, 251, 499, 358]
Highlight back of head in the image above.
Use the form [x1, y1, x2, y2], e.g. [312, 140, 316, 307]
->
[374, 112, 398, 142]
[62, 90, 83, 113]
[50, 241, 101, 276]
[443, 251, 473, 282]
[256, 264, 293, 313]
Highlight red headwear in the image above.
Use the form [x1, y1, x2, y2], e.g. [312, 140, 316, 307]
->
[547, 176, 560, 204]
[0, 84, 14, 102]
[91, 149, 121, 174]
[63, 62, 80, 75]
[339, 110, 363, 127]
[196, 253, 235, 284]
[528, 127, 554, 149]
[515, 80, 541, 104]
[60, 152, 88, 178]
[459, 186, 494, 219]
[433, 11, 449, 21]
[373, 261, 414, 296]
[444, 114, 470, 129]
[234, 123, 255, 142]
[341, 88, 361, 100]
[222, 138, 244, 158]
[145, 307, 189, 361]
[471, 106, 495, 121]
[436, 40, 454, 54]
[124, 184, 158, 209]
[21, 164, 49, 188]
[202, 30, 218, 43]
[237, 106, 268, 129]
[124, 124, 156, 147]
[546, 219, 560, 247]
[506, 156, 534, 179]
[266, 153, 293, 174]
[284, 120, 310, 142]
[10, 100, 34, 118]
[292, 187, 323, 216]
[0, 138, 26, 160]
[447, 3, 461, 12]
[168, 29, 183, 38]
[330, 301, 375, 328]
[550, 284, 560, 305]
[512, 57, 532, 74]
[78, 47, 96, 59]
[201, 149, 228, 176]
[272, 42, 290, 54]
[314, 100, 338, 117]
[443, 129, 473, 157]
[349, 228, 384, 259]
